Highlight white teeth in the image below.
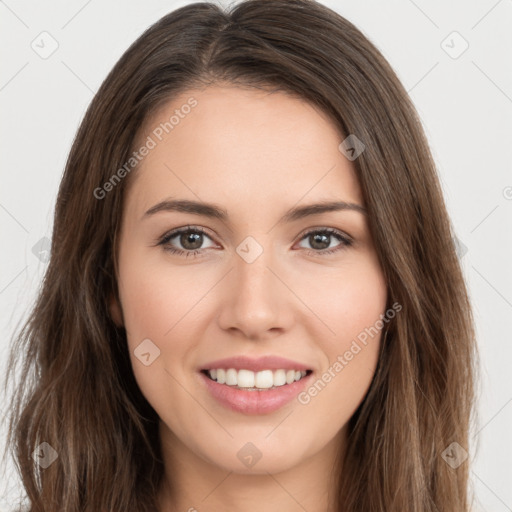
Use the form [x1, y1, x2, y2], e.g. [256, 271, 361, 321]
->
[237, 369, 255, 388]
[255, 370, 273, 389]
[226, 368, 237, 385]
[216, 369, 226, 384]
[206, 368, 309, 389]
[273, 369, 287, 386]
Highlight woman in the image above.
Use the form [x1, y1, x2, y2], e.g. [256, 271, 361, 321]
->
[3, 0, 477, 510]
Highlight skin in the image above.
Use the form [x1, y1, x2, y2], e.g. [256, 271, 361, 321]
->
[110, 85, 388, 512]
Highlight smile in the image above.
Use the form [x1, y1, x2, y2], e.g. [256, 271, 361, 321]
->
[202, 368, 311, 390]
[199, 369, 313, 415]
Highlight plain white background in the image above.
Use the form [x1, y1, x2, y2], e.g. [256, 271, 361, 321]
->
[1, 0, 511, 510]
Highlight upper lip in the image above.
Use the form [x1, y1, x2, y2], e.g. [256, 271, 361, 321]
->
[200, 355, 312, 372]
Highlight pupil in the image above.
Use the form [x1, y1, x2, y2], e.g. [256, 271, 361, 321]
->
[311, 233, 329, 250]
[182, 232, 202, 250]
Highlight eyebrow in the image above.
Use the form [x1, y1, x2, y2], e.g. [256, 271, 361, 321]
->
[142, 198, 367, 224]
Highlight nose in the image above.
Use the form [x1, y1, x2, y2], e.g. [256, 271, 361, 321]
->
[216, 243, 294, 340]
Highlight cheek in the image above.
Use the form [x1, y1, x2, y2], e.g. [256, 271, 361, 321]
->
[295, 254, 387, 343]
[117, 256, 203, 421]
[338, 262, 387, 340]
[297, 256, 386, 398]
[116, 251, 196, 385]
[278, 268, 386, 462]
[117, 248, 208, 341]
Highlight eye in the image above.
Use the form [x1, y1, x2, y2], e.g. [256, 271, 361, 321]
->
[157, 226, 217, 258]
[157, 226, 353, 258]
[295, 227, 353, 256]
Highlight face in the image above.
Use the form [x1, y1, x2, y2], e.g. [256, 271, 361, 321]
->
[110, 85, 387, 477]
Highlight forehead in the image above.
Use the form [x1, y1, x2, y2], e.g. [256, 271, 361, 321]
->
[125, 85, 363, 221]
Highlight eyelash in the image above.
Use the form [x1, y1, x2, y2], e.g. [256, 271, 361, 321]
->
[156, 225, 353, 258]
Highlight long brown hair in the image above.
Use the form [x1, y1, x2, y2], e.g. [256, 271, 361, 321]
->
[2, 0, 478, 510]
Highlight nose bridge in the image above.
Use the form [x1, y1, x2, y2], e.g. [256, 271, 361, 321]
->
[234, 234, 277, 303]
[217, 234, 288, 337]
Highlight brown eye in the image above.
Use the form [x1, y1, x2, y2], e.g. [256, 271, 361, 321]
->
[178, 231, 203, 250]
[296, 228, 352, 256]
[158, 226, 216, 257]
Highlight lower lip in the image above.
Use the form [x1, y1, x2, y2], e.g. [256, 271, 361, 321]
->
[199, 371, 313, 415]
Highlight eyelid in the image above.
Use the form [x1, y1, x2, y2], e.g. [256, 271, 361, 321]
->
[296, 226, 353, 244]
[155, 225, 218, 247]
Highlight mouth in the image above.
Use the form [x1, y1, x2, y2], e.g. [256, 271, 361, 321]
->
[200, 368, 313, 391]
[199, 366, 314, 415]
